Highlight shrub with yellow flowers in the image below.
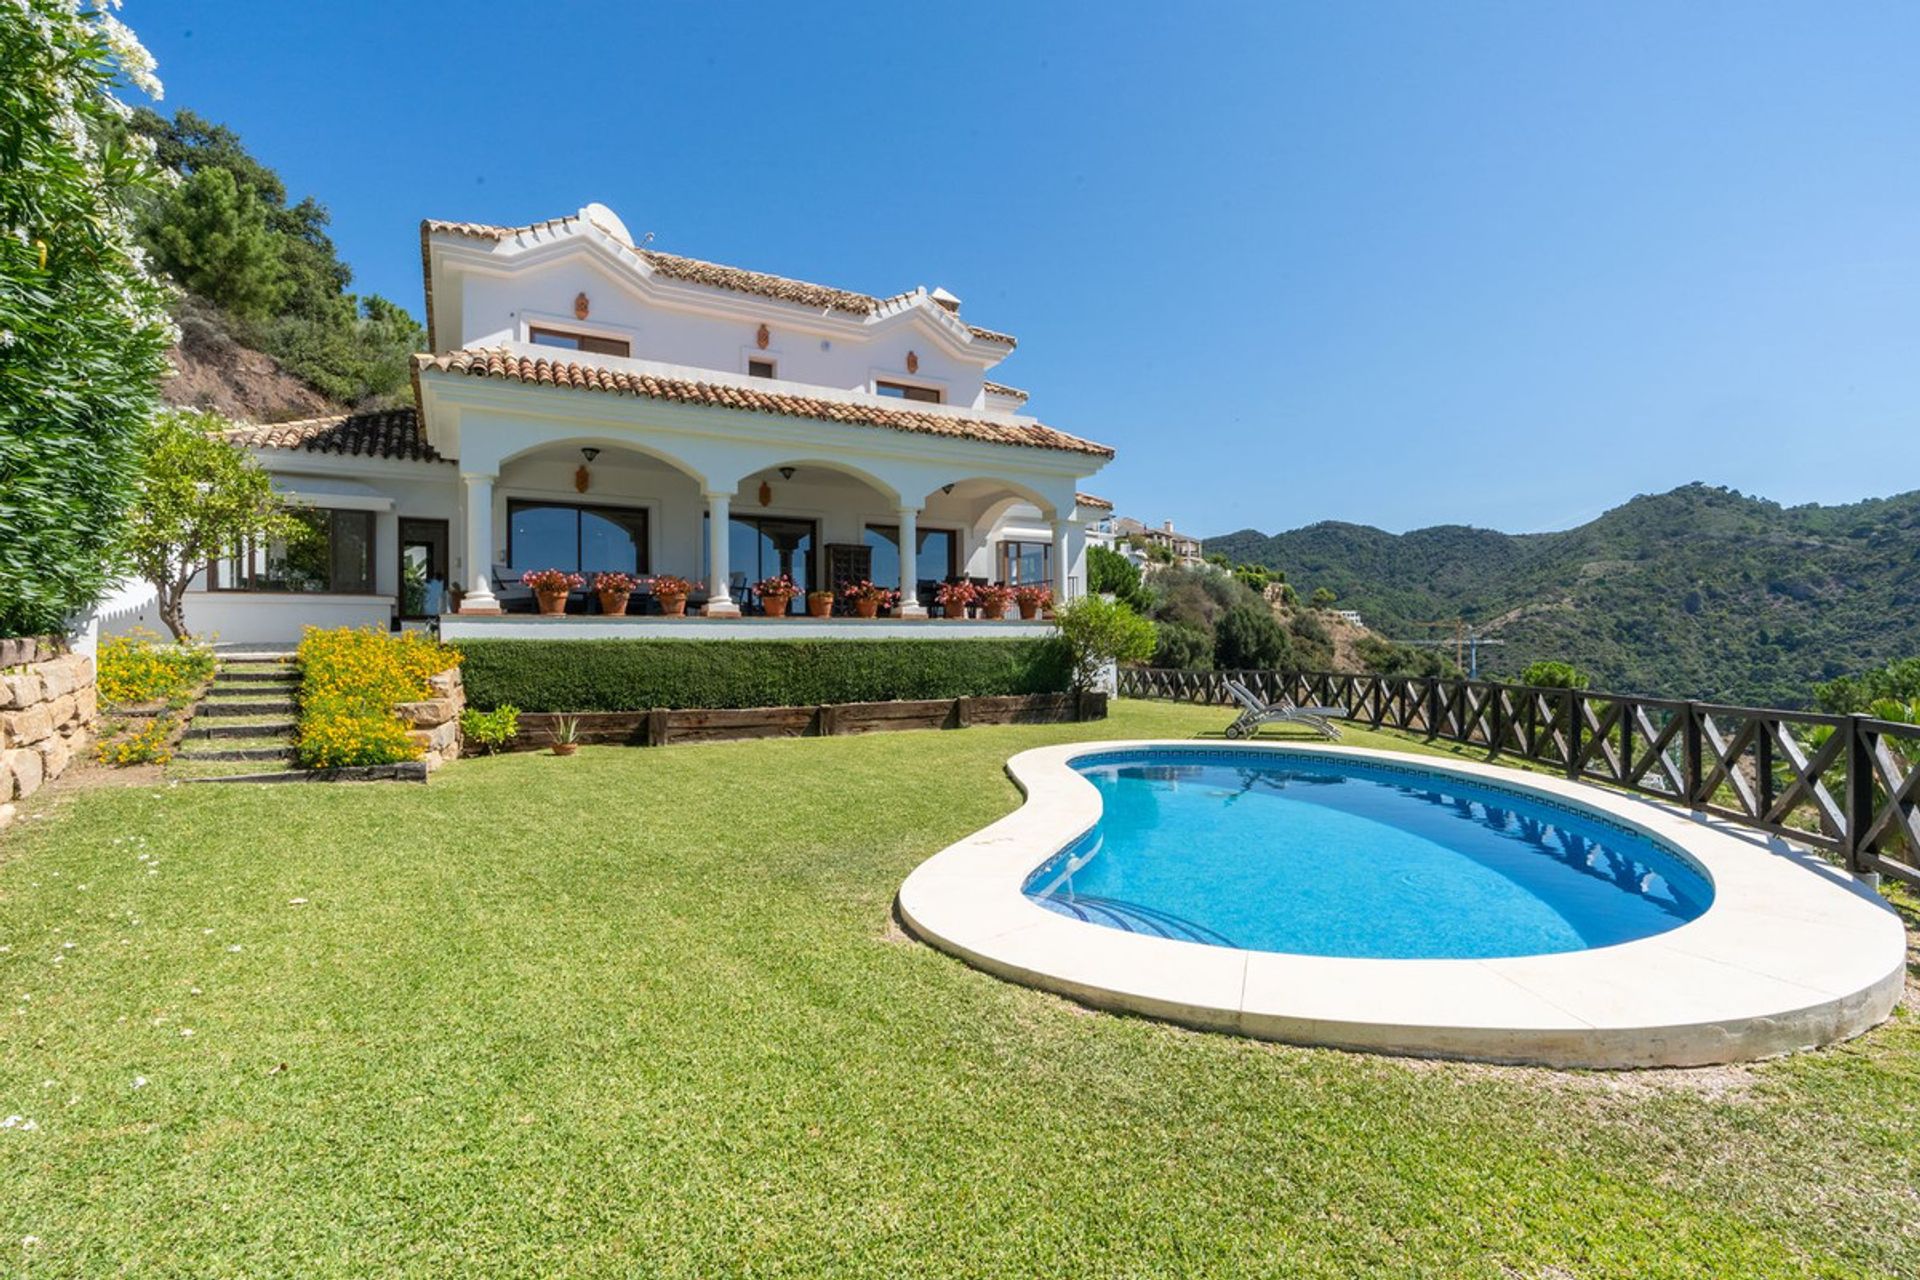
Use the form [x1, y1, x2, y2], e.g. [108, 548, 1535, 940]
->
[96, 628, 215, 707]
[294, 627, 461, 768]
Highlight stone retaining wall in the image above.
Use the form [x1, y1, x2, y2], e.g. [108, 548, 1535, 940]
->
[2, 639, 98, 830]
[395, 666, 465, 772]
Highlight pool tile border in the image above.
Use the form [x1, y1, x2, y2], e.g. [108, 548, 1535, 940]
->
[896, 739, 1907, 1068]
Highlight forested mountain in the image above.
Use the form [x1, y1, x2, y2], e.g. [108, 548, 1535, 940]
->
[127, 109, 422, 413]
[1206, 484, 1920, 706]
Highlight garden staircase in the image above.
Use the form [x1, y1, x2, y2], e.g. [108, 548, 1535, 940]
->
[171, 654, 300, 776]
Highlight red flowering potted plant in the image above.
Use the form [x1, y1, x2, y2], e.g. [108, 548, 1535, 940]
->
[521, 568, 583, 616]
[934, 580, 976, 619]
[840, 579, 898, 619]
[975, 583, 1015, 621]
[753, 574, 799, 617]
[1013, 583, 1053, 620]
[592, 571, 640, 616]
[806, 588, 835, 618]
[648, 574, 699, 617]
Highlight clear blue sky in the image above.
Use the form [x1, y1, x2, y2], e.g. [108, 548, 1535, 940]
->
[131, 1, 1919, 537]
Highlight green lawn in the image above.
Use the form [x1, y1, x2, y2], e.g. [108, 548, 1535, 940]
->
[2, 700, 1915, 1277]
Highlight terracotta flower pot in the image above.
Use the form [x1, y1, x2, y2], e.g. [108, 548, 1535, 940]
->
[853, 597, 880, 619]
[1017, 601, 1039, 620]
[552, 743, 579, 757]
[977, 601, 1006, 621]
[597, 590, 631, 617]
[657, 593, 688, 617]
[760, 592, 793, 617]
[536, 588, 569, 616]
[807, 595, 834, 618]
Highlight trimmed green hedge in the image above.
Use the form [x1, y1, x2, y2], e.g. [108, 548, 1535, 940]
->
[452, 638, 1073, 712]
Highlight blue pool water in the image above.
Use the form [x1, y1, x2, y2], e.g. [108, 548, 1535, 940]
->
[1023, 750, 1713, 959]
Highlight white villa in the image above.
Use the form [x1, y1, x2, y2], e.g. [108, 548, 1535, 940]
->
[123, 203, 1114, 644]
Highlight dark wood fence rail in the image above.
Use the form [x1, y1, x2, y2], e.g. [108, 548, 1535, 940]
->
[1119, 667, 1920, 888]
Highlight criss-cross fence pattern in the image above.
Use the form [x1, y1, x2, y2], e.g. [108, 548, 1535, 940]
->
[1118, 667, 1920, 887]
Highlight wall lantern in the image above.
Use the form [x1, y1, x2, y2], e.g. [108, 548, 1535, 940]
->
[758, 480, 773, 507]
[756, 323, 771, 350]
[905, 350, 920, 374]
[575, 446, 599, 494]
[574, 292, 591, 320]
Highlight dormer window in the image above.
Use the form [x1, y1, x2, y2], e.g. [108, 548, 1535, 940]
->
[876, 380, 941, 404]
[747, 358, 776, 379]
[529, 326, 630, 357]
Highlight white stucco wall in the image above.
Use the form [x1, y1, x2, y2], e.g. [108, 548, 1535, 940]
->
[455, 252, 998, 408]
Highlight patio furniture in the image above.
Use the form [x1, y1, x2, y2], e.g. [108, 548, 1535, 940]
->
[490, 564, 534, 612]
[1221, 678, 1343, 741]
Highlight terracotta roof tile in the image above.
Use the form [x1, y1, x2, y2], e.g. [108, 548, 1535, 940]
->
[982, 380, 1029, 401]
[639, 249, 876, 315]
[415, 349, 1113, 458]
[223, 409, 447, 464]
[1075, 492, 1113, 509]
[422, 217, 1016, 342]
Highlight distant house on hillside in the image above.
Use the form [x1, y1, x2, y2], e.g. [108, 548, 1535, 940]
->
[1102, 516, 1203, 568]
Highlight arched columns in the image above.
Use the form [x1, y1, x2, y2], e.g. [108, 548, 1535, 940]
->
[896, 505, 927, 618]
[702, 490, 742, 617]
[457, 472, 503, 614]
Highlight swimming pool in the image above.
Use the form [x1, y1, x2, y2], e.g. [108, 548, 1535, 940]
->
[897, 740, 1905, 1067]
[1023, 750, 1712, 960]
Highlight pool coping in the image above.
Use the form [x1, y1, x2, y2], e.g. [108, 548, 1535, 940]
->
[896, 739, 1908, 1068]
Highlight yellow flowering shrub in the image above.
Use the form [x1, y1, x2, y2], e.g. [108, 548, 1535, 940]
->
[96, 628, 215, 706]
[294, 627, 461, 768]
[94, 713, 178, 766]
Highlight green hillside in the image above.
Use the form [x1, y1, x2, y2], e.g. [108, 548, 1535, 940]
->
[1206, 484, 1920, 706]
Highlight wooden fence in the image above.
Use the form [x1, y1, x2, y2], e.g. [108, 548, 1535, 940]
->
[504, 691, 1106, 753]
[1119, 667, 1920, 888]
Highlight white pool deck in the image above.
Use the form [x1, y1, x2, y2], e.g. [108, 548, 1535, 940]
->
[896, 740, 1907, 1068]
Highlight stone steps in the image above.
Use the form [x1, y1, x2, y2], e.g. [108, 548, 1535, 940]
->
[167, 658, 303, 775]
[173, 741, 294, 763]
[198, 700, 296, 717]
[185, 720, 296, 740]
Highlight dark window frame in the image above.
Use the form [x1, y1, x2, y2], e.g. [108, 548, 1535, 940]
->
[747, 357, 777, 379]
[875, 379, 942, 404]
[863, 522, 961, 580]
[506, 499, 651, 574]
[211, 507, 377, 594]
[528, 326, 631, 357]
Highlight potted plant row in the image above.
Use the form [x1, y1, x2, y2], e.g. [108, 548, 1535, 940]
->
[930, 581, 1052, 620]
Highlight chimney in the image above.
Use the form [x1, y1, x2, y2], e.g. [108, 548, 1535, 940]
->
[1163, 520, 1174, 533]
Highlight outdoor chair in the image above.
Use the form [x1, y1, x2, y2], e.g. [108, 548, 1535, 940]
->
[1222, 678, 1344, 741]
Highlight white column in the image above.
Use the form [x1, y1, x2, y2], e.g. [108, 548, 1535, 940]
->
[1051, 517, 1073, 606]
[458, 472, 501, 614]
[702, 490, 741, 617]
[896, 505, 927, 618]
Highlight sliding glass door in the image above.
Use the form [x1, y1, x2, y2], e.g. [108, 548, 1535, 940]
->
[704, 513, 816, 613]
[507, 501, 649, 575]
